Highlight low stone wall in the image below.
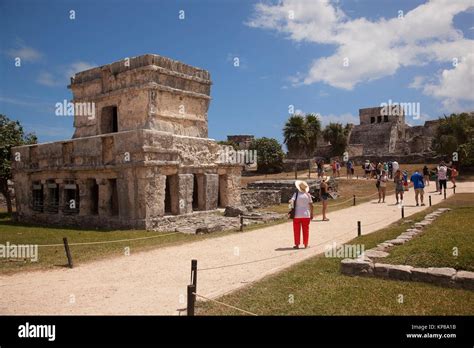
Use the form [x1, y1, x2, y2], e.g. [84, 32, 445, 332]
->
[241, 189, 281, 208]
[247, 178, 338, 203]
[340, 208, 474, 290]
[150, 210, 285, 234]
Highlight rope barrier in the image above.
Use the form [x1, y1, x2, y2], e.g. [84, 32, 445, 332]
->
[36, 232, 179, 247]
[193, 292, 258, 316]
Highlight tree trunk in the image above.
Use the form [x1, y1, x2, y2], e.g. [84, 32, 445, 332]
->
[0, 179, 12, 214]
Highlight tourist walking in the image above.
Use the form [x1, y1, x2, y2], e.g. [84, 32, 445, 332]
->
[377, 170, 388, 203]
[392, 160, 399, 179]
[336, 160, 341, 177]
[289, 180, 314, 249]
[410, 169, 425, 206]
[346, 160, 353, 179]
[451, 166, 458, 188]
[423, 165, 430, 186]
[394, 169, 404, 204]
[437, 162, 448, 195]
[320, 176, 330, 221]
[363, 160, 370, 179]
[316, 160, 324, 178]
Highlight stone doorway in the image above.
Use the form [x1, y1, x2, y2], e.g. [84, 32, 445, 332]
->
[101, 106, 118, 134]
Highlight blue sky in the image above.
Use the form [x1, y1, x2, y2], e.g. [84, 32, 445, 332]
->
[1, 0, 473, 144]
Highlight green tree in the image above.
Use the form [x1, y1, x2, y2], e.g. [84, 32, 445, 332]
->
[432, 113, 474, 167]
[217, 140, 238, 150]
[283, 114, 306, 158]
[322, 122, 350, 157]
[249, 137, 284, 174]
[0, 115, 37, 213]
[304, 113, 322, 157]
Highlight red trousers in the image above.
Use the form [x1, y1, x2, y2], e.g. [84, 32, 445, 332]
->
[293, 218, 310, 246]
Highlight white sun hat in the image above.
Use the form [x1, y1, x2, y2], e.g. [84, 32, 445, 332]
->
[295, 180, 310, 193]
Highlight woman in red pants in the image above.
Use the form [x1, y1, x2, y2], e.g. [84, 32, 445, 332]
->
[289, 180, 314, 249]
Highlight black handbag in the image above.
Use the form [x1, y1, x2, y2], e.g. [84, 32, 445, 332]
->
[288, 191, 299, 219]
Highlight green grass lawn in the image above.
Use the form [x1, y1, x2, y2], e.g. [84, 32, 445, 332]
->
[0, 213, 286, 275]
[197, 193, 474, 316]
[380, 193, 474, 271]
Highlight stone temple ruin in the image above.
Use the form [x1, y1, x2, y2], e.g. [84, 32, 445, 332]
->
[346, 106, 440, 161]
[11, 54, 242, 230]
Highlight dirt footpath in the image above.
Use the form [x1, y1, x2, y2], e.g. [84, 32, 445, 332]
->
[0, 182, 471, 315]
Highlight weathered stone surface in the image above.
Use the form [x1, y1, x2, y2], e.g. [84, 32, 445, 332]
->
[374, 263, 413, 280]
[364, 249, 389, 258]
[437, 208, 451, 212]
[375, 243, 393, 252]
[454, 271, 474, 290]
[224, 205, 249, 217]
[386, 239, 407, 245]
[411, 267, 456, 286]
[241, 189, 281, 209]
[340, 258, 374, 276]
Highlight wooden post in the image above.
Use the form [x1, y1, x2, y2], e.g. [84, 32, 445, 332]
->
[353, 195, 356, 206]
[429, 195, 432, 206]
[453, 186, 455, 194]
[63, 237, 73, 268]
[191, 259, 197, 292]
[401, 206, 405, 219]
[444, 189, 446, 200]
[187, 284, 196, 316]
[357, 221, 361, 236]
[239, 215, 243, 231]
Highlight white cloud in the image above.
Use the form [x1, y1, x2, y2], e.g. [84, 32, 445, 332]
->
[36, 61, 95, 87]
[37, 71, 61, 87]
[247, 0, 474, 105]
[7, 43, 42, 62]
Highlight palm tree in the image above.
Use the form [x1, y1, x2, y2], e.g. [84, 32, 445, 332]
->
[283, 114, 306, 158]
[304, 113, 322, 157]
[322, 122, 349, 157]
[283, 114, 307, 179]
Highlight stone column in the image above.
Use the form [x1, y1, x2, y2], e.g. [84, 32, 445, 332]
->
[78, 179, 91, 216]
[204, 174, 218, 210]
[56, 179, 64, 216]
[178, 174, 193, 214]
[144, 174, 166, 219]
[218, 174, 228, 208]
[226, 173, 241, 206]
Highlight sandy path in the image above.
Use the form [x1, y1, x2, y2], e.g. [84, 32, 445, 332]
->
[1, 182, 472, 315]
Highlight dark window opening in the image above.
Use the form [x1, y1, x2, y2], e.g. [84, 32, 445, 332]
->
[165, 176, 172, 214]
[101, 106, 118, 134]
[370, 117, 375, 124]
[63, 181, 80, 214]
[384, 115, 389, 122]
[90, 180, 99, 215]
[32, 183, 43, 212]
[109, 179, 119, 216]
[377, 116, 382, 123]
[192, 174, 199, 211]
